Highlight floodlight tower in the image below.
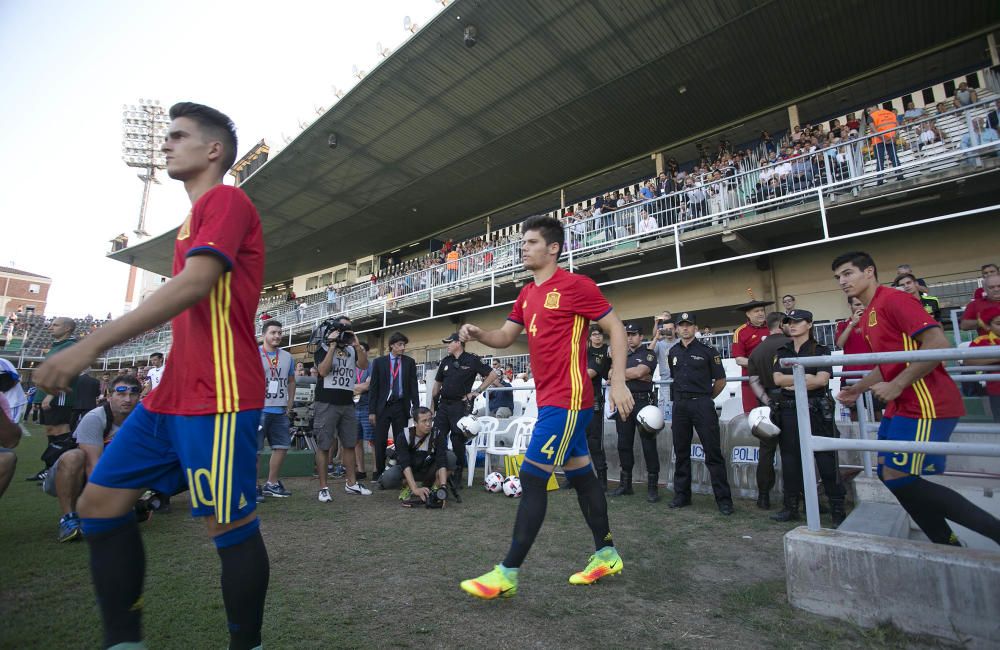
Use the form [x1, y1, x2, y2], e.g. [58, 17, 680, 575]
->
[120, 99, 169, 311]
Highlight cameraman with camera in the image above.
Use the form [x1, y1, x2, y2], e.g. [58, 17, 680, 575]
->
[647, 310, 678, 423]
[378, 407, 455, 508]
[312, 316, 370, 503]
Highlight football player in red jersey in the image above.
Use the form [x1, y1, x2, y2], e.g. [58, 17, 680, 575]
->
[833, 251, 999, 547]
[35, 103, 269, 648]
[459, 215, 634, 599]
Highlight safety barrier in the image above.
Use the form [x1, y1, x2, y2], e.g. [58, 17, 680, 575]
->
[779, 346, 1000, 532]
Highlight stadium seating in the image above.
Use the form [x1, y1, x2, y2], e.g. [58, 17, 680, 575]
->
[483, 417, 534, 478]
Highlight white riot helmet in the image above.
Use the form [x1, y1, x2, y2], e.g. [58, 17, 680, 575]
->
[636, 405, 664, 436]
[457, 415, 481, 440]
[749, 406, 781, 439]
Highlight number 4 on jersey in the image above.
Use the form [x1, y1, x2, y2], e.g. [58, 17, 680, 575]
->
[529, 313, 538, 337]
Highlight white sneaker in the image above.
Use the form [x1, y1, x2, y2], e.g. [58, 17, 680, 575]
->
[317, 487, 332, 503]
[345, 481, 372, 496]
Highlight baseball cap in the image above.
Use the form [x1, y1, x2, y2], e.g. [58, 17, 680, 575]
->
[783, 309, 814, 323]
[674, 312, 696, 325]
[624, 321, 643, 334]
[441, 332, 461, 343]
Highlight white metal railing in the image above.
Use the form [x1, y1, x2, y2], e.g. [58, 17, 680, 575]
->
[780, 345, 1000, 532]
[44, 98, 999, 364]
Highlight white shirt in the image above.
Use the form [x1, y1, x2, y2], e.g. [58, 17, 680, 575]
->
[146, 365, 164, 389]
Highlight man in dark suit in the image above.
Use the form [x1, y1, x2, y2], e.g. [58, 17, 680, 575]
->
[368, 331, 420, 480]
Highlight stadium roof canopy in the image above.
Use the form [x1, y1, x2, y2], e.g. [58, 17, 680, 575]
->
[111, 0, 1000, 284]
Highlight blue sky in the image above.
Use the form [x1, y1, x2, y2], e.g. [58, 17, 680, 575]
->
[0, 0, 442, 317]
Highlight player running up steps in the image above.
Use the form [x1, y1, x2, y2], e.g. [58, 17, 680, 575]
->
[459, 215, 635, 599]
[833, 251, 1000, 548]
[35, 103, 269, 649]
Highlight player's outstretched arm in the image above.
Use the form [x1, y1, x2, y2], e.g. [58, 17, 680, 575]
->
[597, 311, 634, 420]
[34, 255, 226, 393]
[459, 321, 521, 350]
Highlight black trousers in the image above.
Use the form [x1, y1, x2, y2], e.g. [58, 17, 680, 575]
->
[671, 397, 732, 504]
[586, 403, 607, 473]
[777, 404, 845, 501]
[756, 434, 779, 495]
[373, 400, 408, 475]
[615, 394, 659, 475]
[434, 400, 468, 469]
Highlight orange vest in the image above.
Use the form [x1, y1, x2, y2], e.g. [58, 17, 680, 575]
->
[446, 251, 459, 270]
[870, 109, 898, 143]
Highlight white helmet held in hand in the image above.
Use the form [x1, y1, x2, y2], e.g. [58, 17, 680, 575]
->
[749, 406, 780, 439]
[636, 405, 664, 435]
[457, 415, 481, 440]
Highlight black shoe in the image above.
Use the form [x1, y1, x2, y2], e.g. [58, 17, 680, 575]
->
[609, 472, 632, 497]
[771, 497, 800, 522]
[27, 468, 48, 482]
[756, 494, 771, 510]
[718, 502, 735, 516]
[830, 499, 847, 528]
[668, 497, 691, 509]
[646, 473, 660, 504]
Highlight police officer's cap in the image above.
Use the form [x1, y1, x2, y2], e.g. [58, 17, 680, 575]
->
[782, 309, 813, 323]
[623, 321, 643, 334]
[441, 332, 461, 343]
[675, 312, 696, 325]
[734, 299, 774, 312]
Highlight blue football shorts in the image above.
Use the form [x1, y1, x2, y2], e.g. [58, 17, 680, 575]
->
[88, 403, 261, 523]
[877, 415, 957, 476]
[524, 406, 593, 467]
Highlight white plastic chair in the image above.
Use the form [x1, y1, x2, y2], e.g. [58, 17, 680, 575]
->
[483, 417, 535, 478]
[464, 416, 499, 486]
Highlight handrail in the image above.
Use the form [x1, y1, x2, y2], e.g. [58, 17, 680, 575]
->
[780, 345, 1000, 532]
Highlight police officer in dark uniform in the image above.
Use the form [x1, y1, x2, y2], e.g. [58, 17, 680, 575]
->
[610, 322, 660, 502]
[668, 312, 734, 515]
[586, 325, 612, 490]
[771, 310, 846, 525]
[430, 333, 499, 487]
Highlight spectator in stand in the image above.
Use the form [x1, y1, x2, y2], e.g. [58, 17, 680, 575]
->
[637, 209, 657, 239]
[639, 182, 655, 201]
[326, 285, 338, 315]
[504, 364, 514, 381]
[295, 361, 305, 377]
[902, 101, 925, 123]
[954, 81, 978, 107]
[969, 305, 1000, 422]
[916, 121, 944, 149]
[759, 130, 776, 154]
[144, 352, 164, 395]
[894, 273, 941, 322]
[973, 263, 999, 301]
[895, 264, 928, 291]
[960, 118, 999, 154]
[845, 113, 861, 133]
[781, 295, 796, 314]
[961, 273, 1000, 336]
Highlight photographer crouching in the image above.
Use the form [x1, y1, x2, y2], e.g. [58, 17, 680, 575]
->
[377, 407, 457, 508]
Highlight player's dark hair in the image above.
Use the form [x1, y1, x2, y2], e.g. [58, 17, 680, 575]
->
[765, 311, 785, 330]
[169, 102, 238, 172]
[782, 294, 795, 301]
[112, 374, 142, 390]
[893, 273, 917, 286]
[262, 320, 282, 333]
[522, 215, 564, 257]
[149, 352, 164, 361]
[831, 251, 878, 278]
[388, 331, 409, 346]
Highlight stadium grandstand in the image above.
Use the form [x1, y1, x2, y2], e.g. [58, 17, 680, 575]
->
[4, 1, 1000, 644]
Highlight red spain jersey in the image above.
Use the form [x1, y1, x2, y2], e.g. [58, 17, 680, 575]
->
[732, 321, 769, 412]
[859, 285, 964, 419]
[143, 185, 265, 416]
[507, 267, 612, 410]
[962, 297, 999, 337]
[969, 332, 1000, 396]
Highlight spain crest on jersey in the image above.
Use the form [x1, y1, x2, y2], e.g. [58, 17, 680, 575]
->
[544, 289, 561, 310]
[868, 309, 878, 327]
